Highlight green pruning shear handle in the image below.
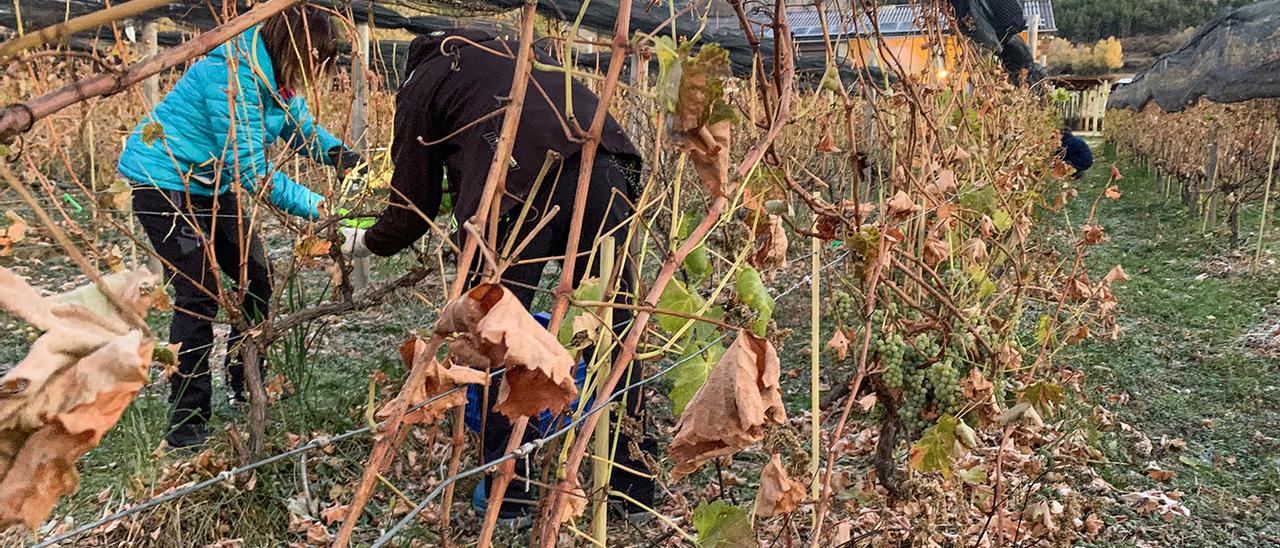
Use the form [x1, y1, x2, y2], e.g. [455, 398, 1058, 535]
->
[337, 207, 376, 229]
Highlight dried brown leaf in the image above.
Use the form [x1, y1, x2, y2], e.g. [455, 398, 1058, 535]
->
[0, 267, 156, 529]
[753, 453, 805, 518]
[677, 120, 733, 198]
[1103, 265, 1129, 284]
[669, 330, 786, 479]
[1081, 224, 1106, 245]
[884, 191, 921, 218]
[376, 336, 488, 425]
[923, 237, 950, 267]
[435, 283, 577, 419]
[750, 214, 788, 275]
[826, 329, 849, 361]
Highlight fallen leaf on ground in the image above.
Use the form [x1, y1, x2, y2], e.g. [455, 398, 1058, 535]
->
[376, 336, 487, 425]
[669, 330, 786, 479]
[753, 453, 805, 517]
[1146, 467, 1176, 482]
[319, 504, 349, 525]
[1082, 513, 1105, 536]
[435, 283, 577, 419]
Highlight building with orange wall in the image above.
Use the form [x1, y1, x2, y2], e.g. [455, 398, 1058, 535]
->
[713, 1, 1056, 78]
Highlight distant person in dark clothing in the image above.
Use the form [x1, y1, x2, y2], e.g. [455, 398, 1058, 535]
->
[1058, 127, 1094, 178]
[339, 29, 652, 523]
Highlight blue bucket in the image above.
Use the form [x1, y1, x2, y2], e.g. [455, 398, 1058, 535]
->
[463, 312, 592, 436]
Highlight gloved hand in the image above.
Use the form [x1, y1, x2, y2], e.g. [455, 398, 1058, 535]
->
[340, 227, 372, 258]
[337, 207, 377, 229]
[327, 146, 365, 177]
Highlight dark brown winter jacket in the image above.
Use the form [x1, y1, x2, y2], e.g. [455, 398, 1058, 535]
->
[363, 29, 640, 256]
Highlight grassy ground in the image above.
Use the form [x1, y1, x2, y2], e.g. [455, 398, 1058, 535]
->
[1066, 141, 1280, 545]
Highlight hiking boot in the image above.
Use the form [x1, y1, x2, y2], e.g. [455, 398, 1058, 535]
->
[165, 421, 209, 450]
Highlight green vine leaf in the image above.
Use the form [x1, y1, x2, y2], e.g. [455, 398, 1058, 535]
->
[656, 279, 705, 335]
[677, 211, 712, 280]
[669, 341, 725, 416]
[692, 500, 752, 548]
[558, 277, 605, 348]
[735, 266, 774, 336]
[909, 414, 962, 481]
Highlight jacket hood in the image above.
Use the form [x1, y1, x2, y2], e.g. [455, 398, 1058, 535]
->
[405, 28, 498, 76]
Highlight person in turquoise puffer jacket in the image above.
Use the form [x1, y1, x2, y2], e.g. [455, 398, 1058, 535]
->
[119, 4, 362, 449]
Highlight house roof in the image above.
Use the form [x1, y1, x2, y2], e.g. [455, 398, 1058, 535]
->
[717, 1, 1056, 40]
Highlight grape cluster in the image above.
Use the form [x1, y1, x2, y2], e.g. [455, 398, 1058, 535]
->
[899, 367, 931, 432]
[876, 332, 906, 389]
[893, 331, 972, 436]
[927, 356, 961, 414]
[941, 267, 970, 292]
[831, 290, 856, 327]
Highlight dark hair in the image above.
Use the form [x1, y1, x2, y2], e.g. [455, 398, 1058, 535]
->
[261, 5, 338, 89]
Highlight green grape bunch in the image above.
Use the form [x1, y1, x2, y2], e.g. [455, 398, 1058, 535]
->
[831, 289, 856, 327]
[876, 331, 906, 390]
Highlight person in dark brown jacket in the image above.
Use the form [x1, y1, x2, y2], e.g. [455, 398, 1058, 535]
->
[341, 29, 653, 523]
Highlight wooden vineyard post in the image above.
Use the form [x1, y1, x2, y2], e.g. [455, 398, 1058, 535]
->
[1255, 130, 1280, 270]
[808, 232, 822, 530]
[1203, 125, 1219, 233]
[350, 20, 372, 291]
[1028, 14, 1040, 61]
[141, 20, 164, 277]
[141, 21, 159, 107]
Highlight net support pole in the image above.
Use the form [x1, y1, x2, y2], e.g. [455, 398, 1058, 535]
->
[590, 237, 616, 544]
[141, 20, 164, 277]
[141, 21, 159, 106]
[350, 20, 372, 291]
[1254, 130, 1279, 269]
[1028, 14, 1040, 61]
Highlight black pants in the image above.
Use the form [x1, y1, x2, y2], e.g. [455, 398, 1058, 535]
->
[133, 186, 271, 431]
[474, 152, 654, 507]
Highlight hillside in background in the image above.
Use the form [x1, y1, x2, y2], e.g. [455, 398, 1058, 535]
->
[1052, 0, 1259, 71]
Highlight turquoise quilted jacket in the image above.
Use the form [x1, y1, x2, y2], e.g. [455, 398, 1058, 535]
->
[117, 24, 345, 219]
